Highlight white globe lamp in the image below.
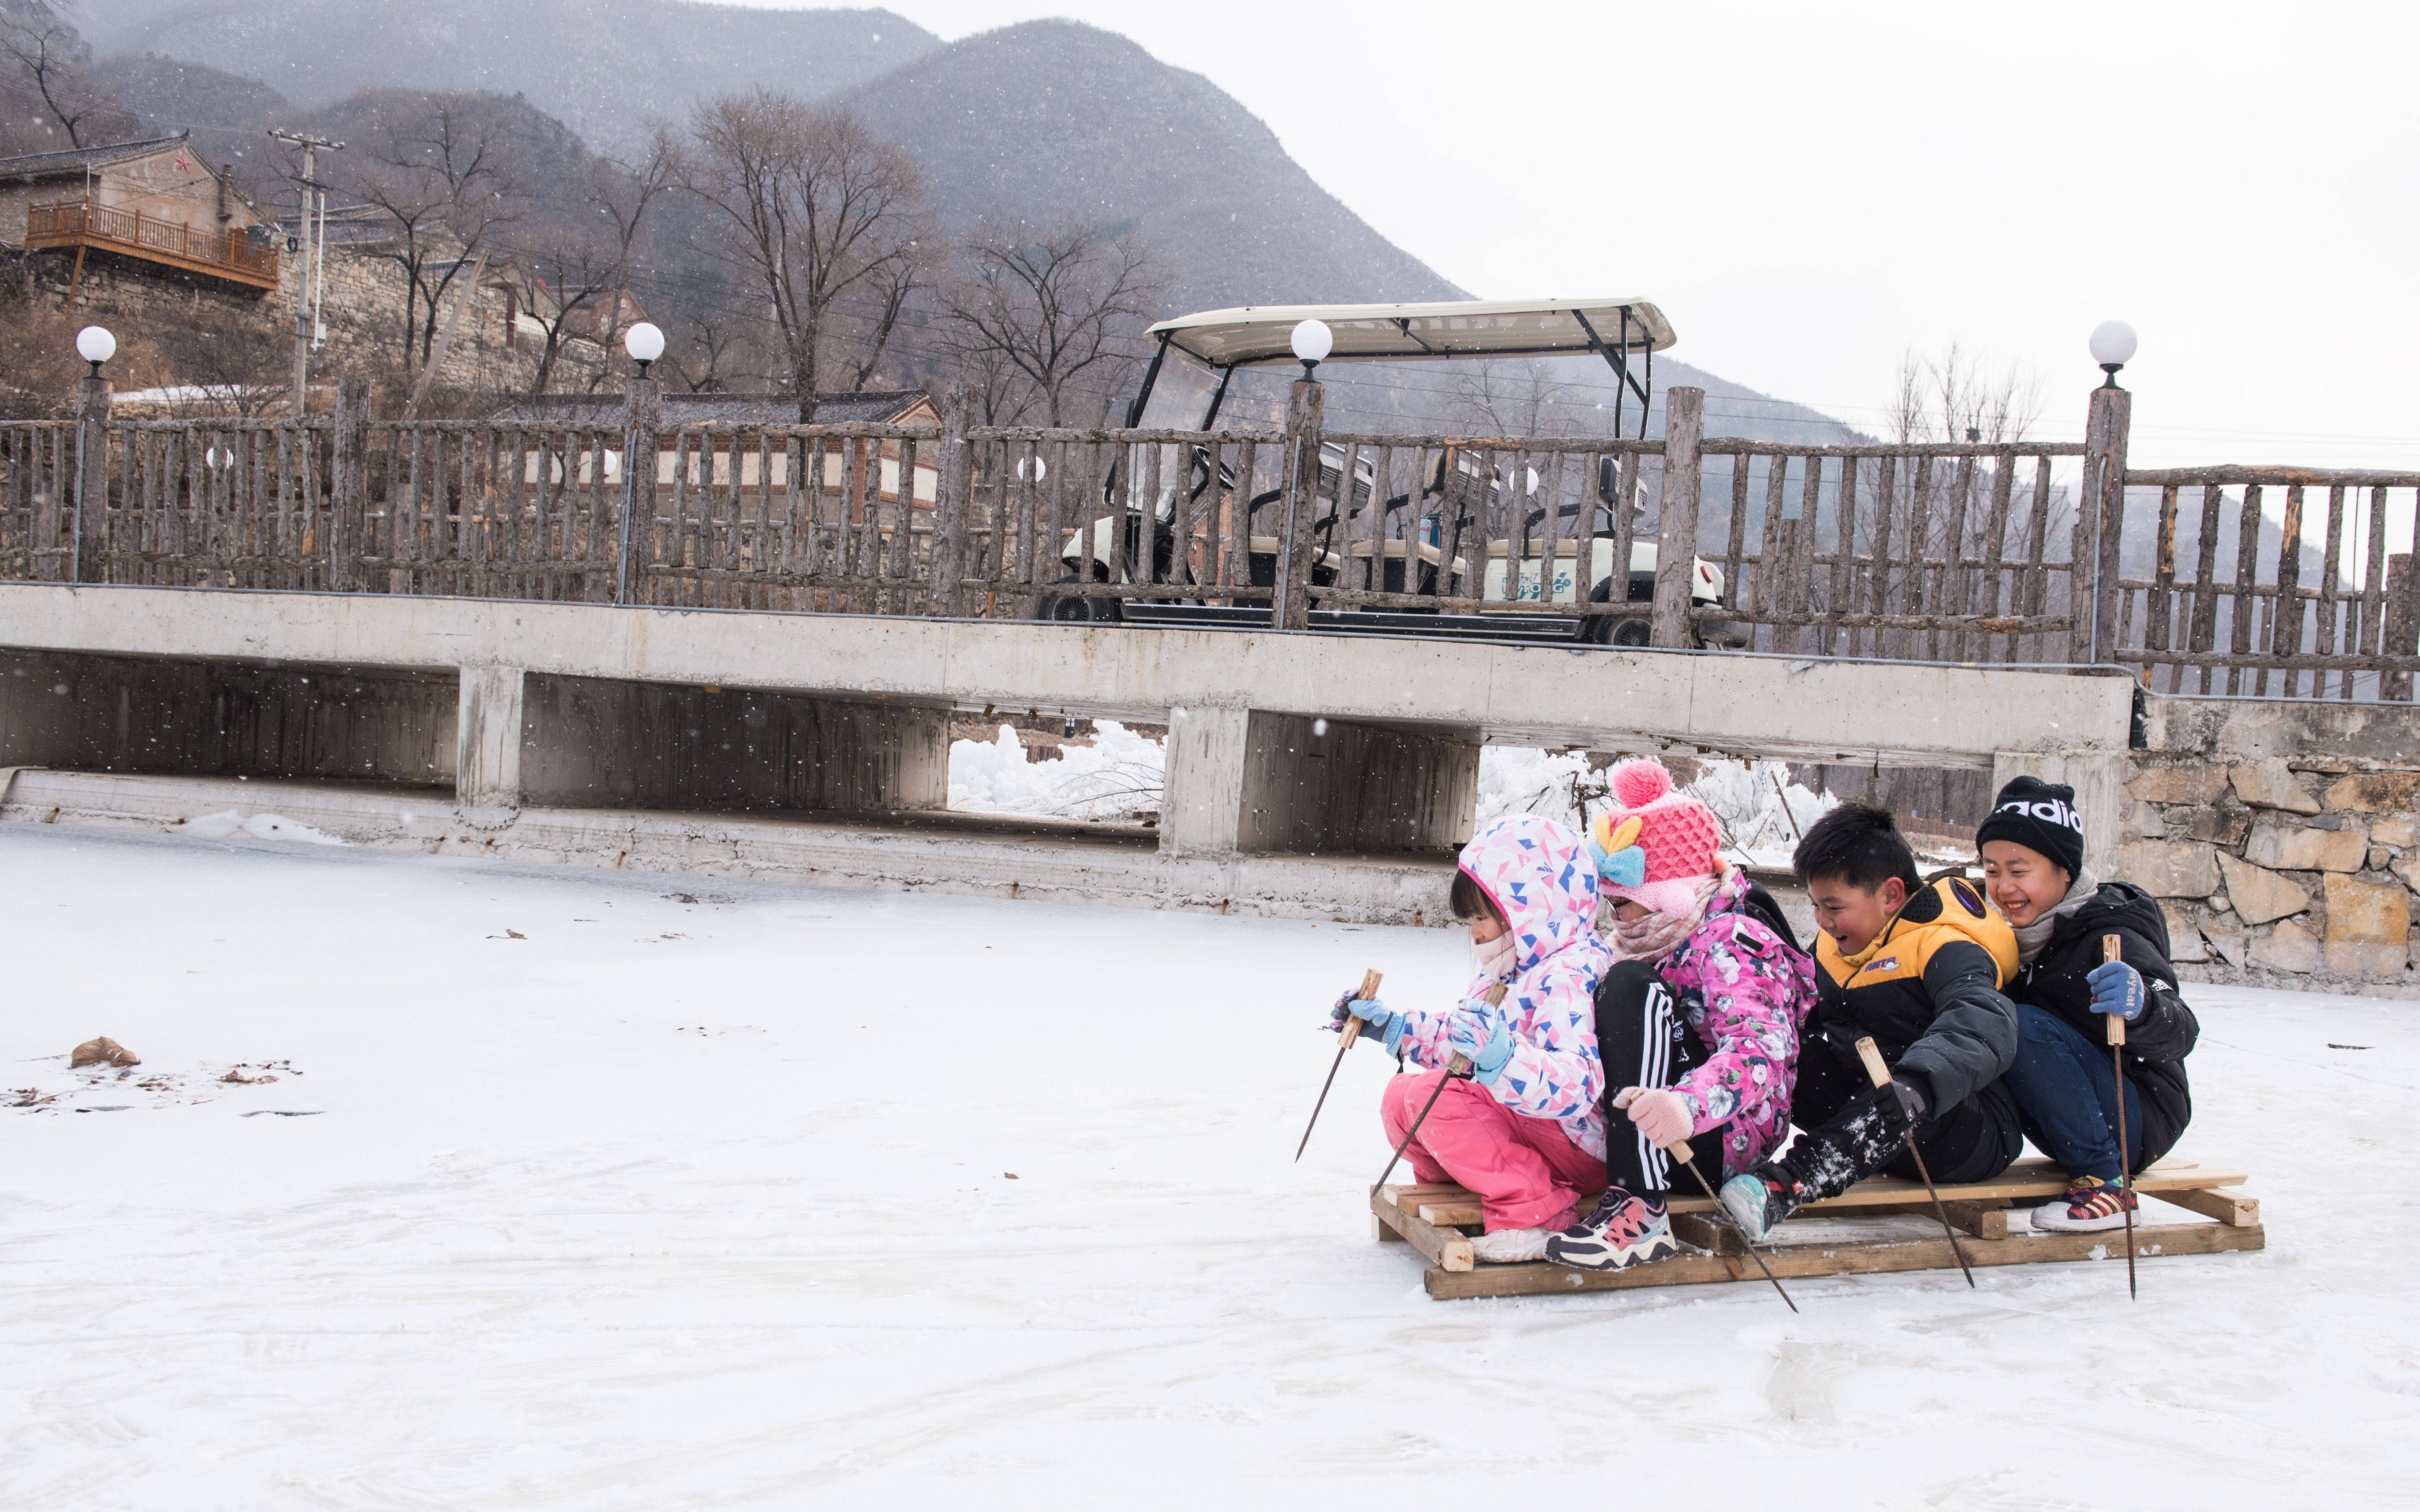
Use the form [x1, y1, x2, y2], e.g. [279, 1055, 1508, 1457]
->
[624, 321, 666, 379]
[1289, 318, 1333, 379]
[2088, 320, 2136, 387]
[76, 324, 116, 377]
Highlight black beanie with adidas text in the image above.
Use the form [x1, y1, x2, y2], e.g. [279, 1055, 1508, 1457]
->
[1976, 775, 2086, 879]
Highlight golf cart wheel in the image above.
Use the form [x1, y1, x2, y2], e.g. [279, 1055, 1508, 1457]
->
[1589, 614, 1651, 647]
[1039, 573, 1122, 624]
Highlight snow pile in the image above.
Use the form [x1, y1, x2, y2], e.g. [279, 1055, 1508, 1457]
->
[1474, 746, 1595, 829]
[1476, 749, 1833, 865]
[947, 721, 1164, 823]
[176, 810, 349, 845]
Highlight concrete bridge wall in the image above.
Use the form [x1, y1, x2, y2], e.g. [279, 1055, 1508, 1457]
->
[0, 583, 2139, 923]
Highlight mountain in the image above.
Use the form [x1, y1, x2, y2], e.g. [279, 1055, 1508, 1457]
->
[836, 20, 1462, 318]
[59, 4, 1864, 446]
[78, 0, 937, 155]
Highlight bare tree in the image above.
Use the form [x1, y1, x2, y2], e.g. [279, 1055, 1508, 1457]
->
[0, 1, 135, 153]
[940, 222, 1162, 426]
[1886, 339, 2043, 447]
[341, 98, 524, 378]
[681, 91, 928, 422]
[513, 129, 675, 397]
[1446, 358, 1580, 436]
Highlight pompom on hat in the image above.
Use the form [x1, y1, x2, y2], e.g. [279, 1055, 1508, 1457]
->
[1586, 758, 1724, 916]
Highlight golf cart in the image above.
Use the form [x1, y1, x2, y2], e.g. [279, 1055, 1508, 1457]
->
[1044, 297, 1741, 646]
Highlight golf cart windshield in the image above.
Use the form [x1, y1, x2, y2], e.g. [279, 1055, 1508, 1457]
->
[1134, 344, 1224, 430]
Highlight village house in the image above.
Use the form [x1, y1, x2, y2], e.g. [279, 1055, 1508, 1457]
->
[1, 133, 632, 407]
[0, 132, 279, 308]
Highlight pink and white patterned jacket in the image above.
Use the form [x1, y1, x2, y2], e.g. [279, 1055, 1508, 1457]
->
[1395, 814, 1612, 1160]
[1656, 867, 1819, 1176]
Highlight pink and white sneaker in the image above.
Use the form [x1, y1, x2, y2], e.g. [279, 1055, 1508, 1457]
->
[1544, 1188, 1678, 1271]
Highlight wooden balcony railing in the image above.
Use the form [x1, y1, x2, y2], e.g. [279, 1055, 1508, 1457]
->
[25, 199, 279, 289]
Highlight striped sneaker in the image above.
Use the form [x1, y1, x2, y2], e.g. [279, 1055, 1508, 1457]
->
[2032, 1175, 2138, 1233]
[1544, 1188, 1678, 1271]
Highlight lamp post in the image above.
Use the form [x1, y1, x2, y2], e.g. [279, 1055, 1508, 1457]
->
[616, 323, 666, 606]
[2083, 320, 2138, 664]
[625, 321, 666, 379]
[1273, 320, 1333, 629]
[76, 324, 115, 378]
[71, 326, 115, 584]
[1289, 318, 1332, 380]
[2089, 319, 2137, 389]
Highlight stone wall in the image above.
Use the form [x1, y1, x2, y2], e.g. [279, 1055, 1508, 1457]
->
[23, 238, 601, 401]
[2119, 696, 2420, 995]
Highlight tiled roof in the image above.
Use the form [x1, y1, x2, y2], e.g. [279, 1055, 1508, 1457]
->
[0, 132, 196, 180]
[491, 390, 935, 428]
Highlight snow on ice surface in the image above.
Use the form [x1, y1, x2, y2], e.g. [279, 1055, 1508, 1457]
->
[2, 826, 2413, 1509]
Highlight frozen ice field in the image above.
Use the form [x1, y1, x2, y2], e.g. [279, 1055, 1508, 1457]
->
[3, 824, 2412, 1509]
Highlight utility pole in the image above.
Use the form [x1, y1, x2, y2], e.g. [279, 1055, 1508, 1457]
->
[269, 129, 342, 418]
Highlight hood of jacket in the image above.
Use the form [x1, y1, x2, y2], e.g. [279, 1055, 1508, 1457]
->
[1457, 814, 1602, 976]
[2042, 881, 2177, 983]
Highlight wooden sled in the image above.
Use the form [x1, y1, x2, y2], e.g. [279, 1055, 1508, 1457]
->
[1373, 1157, 2264, 1301]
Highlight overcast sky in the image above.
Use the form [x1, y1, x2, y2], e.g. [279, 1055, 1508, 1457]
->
[751, 1, 2413, 468]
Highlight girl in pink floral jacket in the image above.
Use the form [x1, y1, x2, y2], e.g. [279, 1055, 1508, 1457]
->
[1332, 813, 1612, 1265]
[1543, 759, 1819, 1273]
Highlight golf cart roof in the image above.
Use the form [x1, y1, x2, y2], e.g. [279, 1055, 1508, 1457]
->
[1143, 298, 1676, 369]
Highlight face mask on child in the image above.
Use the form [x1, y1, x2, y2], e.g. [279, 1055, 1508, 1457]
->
[1474, 930, 1518, 981]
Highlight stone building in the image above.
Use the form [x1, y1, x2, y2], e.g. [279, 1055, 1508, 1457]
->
[1, 133, 623, 404]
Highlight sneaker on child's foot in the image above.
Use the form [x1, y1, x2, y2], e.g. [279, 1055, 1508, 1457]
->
[2032, 1175, 2138, 1232]
[1469, 1225, 1555, 1264]
[1719, 1164, 1801, 1244]
[1544, 1188, 1677, 1271]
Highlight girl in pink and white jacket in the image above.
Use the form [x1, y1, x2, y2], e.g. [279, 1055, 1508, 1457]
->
[1543, 759, 1819, 1272]
[1331, 813, 1612, 1264]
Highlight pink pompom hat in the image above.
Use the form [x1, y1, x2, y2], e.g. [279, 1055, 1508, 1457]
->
[1586, 758, 1724, 916]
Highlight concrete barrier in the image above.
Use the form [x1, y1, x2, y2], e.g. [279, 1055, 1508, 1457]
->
[0, 583, 2138, 920]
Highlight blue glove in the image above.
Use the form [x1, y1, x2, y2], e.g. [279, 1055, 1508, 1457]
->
[1328, 991, 1394, 1035]
[2087, 960, 2146, 1022]
[1329, 992, 1410, 1054]
[1443, 996, 1516, 1085]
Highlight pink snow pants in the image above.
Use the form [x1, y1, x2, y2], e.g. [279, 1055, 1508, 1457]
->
[1381, 1069, 1602, 1232]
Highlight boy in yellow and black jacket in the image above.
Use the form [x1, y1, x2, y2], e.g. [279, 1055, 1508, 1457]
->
[1719, 801, 2022, 1241]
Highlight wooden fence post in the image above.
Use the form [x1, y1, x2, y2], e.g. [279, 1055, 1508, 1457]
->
[615, 375, 660, 606]
[1272, 376, 1324, 631]
[2082, 382, 2133, 662]
[70, 371, 111, 583]
[328, 377, 368, 591]
[928, 390, 970, 617]
[2385, 552, 2416, 702]
[1650, 385, 1705, 648]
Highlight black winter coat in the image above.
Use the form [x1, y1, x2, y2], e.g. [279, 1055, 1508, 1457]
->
[2008, 882, 2199, 1164]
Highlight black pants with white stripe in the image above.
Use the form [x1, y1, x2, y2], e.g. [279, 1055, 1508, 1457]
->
[1593, 959, 1732, 1197]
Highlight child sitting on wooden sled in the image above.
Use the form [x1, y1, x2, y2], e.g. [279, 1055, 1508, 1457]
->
[1332, 813, 1609, 1264]
[1720, 802, 2023, 1241]
[1542, 758, 1820, 1272]
[1978, 776, 2199, 1232]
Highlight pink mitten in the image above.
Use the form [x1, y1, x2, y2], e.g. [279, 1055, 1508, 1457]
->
[1615, 1087, 1694, 1149]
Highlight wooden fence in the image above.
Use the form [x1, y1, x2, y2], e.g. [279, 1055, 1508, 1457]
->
[4, 375, 2417, 702]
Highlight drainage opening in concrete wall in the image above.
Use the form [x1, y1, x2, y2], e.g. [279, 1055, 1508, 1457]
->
[518, 676, 1159, 848]
[1, 648, 457, 790]
[947, 715, 1165, 828]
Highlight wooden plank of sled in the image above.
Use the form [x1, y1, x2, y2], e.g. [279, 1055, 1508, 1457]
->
[1661, 1158, 2249, 1216]
[2148, 1186, 2261, 1227]
[1420, 1219, 2265, 1300]
[1373, 1186, 1474, 1271]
